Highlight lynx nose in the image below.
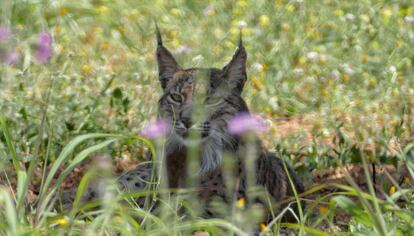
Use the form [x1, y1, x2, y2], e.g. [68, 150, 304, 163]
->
[180, 108, 193, 129]
[175, 122, 188, 135]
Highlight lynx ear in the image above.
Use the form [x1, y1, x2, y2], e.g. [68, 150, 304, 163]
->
[156, 25, 180, 89]
[222, 31, 247, 93]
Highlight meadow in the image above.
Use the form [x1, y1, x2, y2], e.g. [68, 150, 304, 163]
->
[1, 0, 414, 235]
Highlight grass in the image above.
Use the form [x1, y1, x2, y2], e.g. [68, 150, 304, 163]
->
[1, 0, 414, 235]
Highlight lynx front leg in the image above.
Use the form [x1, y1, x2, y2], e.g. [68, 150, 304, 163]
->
[255, 153, 305, 222]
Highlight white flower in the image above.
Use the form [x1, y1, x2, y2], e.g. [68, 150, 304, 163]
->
[344, 13, 355, 21]
[306, 51, 319, 62]
[236, 20, 247, 29]
[293, 68, 304, 75]
[331, 70, 340, 79]
[252, 62, 264, 72]
[342, 64, 355, 74]
[192, 54, 204, 64]
[405, 15, 414, 24]
[175, 45, 191, 54]
[389, 66, 396, 73]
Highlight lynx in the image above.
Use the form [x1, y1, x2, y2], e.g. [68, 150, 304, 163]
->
[61, 27, 304, 222]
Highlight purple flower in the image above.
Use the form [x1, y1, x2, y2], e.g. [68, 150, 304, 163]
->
[140, 119, 171, 138]
[228, 112, 268, 134]
[35, 32, 53, 64]
[5, 51, 20, 65]
[0, 26, 11, 41]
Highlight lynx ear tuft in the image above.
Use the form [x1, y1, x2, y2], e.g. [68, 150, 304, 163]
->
[222, 32, 247, 93]
[156, 25, 180, 89]
[155, 23, 163, 46]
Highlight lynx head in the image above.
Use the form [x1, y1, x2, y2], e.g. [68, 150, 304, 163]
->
[156, 27, 250, 175]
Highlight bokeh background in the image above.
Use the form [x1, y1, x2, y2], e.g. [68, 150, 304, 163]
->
[1, 0, 414, 234]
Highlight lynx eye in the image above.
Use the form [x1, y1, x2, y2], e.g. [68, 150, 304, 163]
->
[168, 93, 183, 104]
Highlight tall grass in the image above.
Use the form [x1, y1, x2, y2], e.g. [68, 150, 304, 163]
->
[1, 0, 414, 235]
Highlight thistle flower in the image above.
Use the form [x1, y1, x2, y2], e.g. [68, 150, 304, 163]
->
[228, 112, 268, 134]
[140, 119, 170, 138]
[5, 51, 20, 65]
[0, 26, 11, 41]
[35, 32, 53, 64]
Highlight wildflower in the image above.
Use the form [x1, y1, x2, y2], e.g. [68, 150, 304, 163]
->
[228, 112, 268, 134]
[258, 15, 270, 28]
[101, 42, 109, 50]
[343, 74, 350, 82]
[175, 45, 191, 54]
[35, 32, 53, 64]
[285, 4, 295, 12]
[405, 16, 414, 24]
[235, 20, 247, 29]
[5, 51, 20, 65]
[57, 218, 69, 226]
[334, 9, 344, 17]
[361, 55, 369, 62]
[389, 186, 396, 194]
[235, 197, 245, 209]
[59, 7, 68, 16]
[319, 205, 329, 214]
[404, 177, 411, 185]
[170, 8, 181, 17]
[259, 223, 267, 232]
[251, 76, 263, 90]
[97, 5, 109, 14]
[140, 119, 171, 138]
[369, 78, 377, 86]
[389, 66, 396, 73]
[82, 64, 91, 74]
[306, 51, 319, 62]
[344, 13, 355, 21]
[252, 62, 264, 72]
[0, 26, 11, 41]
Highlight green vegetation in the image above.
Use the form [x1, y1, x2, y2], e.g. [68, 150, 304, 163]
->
[1, 0, 413, 235]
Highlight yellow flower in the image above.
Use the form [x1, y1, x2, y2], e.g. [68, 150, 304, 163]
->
[251, 76, 263, 90]
[54, 26, 61, 34]
[281, 23, 290, 31]
[101, 43, 109, 50]
[237, 0, 248, 8]
[361, 55, 369, 62]
[235, 197, 245, 209]
[16, 24, 24, 30]
[404, 177, 411, 185]
[334, 9, 344, 17]
[170, 8, 181, 16]
[285, 4, 295, 13]
[82, 64, 91, 74]
[259, 15, 270, 28]
[57, 218, 69, 226]
[260, 223, 267, 232]
[368, 78, 377, 87]
[274, 0, 282, 6]
[319, 206, 329, 214]
[382, 7, 393, 17]
[389, 186, 396, 194]
[97, 5, 109, 14]
[59, 7, 68, 16]
[343, 74, 350, 82]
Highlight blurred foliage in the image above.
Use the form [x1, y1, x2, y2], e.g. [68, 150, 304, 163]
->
[1, 0, 414, 234]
